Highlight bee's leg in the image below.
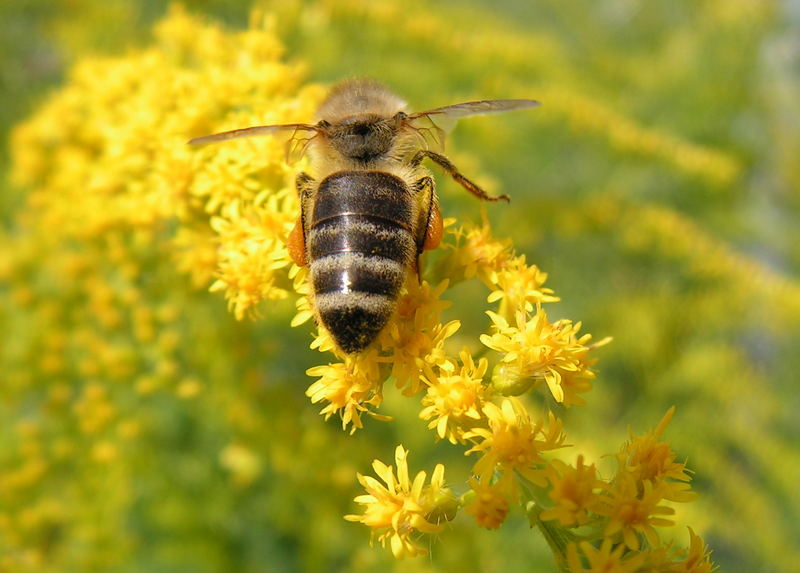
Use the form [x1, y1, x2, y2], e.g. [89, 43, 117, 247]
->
[287, 219, 306, 266]
[288, 172, 315, 267]
[421, 194, 443, 254]
[412, 176, 442, 280]
[410, 150, 510, 202]
[295, 171, 314, 191]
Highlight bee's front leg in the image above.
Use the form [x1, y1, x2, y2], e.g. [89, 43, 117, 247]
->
[410, 149, 510, 202]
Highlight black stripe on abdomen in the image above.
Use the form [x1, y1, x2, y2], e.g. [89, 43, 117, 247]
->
[309, 214, 415, 269]
[312, 171, 414, 228]
[311, 252, 406, 297]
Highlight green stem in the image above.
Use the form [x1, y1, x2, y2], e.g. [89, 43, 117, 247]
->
[524, 501, 574, 572]
[517, 477, 576, 572]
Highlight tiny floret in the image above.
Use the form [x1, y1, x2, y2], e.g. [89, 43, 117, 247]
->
[345, 445, 456, 558]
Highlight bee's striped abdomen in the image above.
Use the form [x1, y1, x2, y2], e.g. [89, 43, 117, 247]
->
[308, 171, 417, 353]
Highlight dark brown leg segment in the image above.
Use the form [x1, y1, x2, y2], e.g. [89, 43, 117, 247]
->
[410, 150, 510, 202]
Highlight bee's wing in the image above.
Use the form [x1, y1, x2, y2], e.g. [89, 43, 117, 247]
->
[406, 99, 539, 150]
[188, 123, 318, 146]
[411, 99, 540, 121]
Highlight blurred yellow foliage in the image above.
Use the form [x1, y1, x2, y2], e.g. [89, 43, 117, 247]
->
[2, 1, 799, 572]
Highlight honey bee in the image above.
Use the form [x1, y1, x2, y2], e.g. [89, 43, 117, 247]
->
[190, 79, 538, 353]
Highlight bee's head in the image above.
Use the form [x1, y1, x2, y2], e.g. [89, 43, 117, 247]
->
[323, 115, 401, 162]
[315, 79, 408, 162]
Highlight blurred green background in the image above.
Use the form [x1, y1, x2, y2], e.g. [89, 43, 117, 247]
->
[1, 0, 799, 571]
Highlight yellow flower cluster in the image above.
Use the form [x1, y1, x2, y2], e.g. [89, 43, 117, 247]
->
[331, 224, 711, 567]
[10, 6, 325, 324]
[2, 7, 326, 569]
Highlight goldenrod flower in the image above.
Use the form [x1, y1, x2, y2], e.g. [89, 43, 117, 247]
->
[540, 457, 604, 527]
[572, 527, 715, 573]
[616, 407, 696, 503]
[208, 191, 296, 319]
[419, 349, 489, 444]
[481, 310, 609, 405]
[464, 399, 566, 494]
[305, 351, 384, 433]
[345, 445, 455, 558]
[289, 265, 316, 326]
[447, 220, 513, 283]
[379, 279, 460, 396]
[463, 477, 510, 530]
[393, 277, 453, 328]
[566, 538, 647, 573]
[487, 255, 559, 315]
[673, 528, 715, 573]
[597, 473, 676, 550]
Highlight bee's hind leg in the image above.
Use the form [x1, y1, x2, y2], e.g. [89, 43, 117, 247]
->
[412, 175, 443, 283]
[288, 172, 316, 267]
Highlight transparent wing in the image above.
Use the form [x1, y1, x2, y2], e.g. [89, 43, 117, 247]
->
[407, 113, 449, 152]
[188, 123, 318, 146]
[285, 130, 318, 164]
[404, 99, 539, 151]
[409, 99, 540, 121]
